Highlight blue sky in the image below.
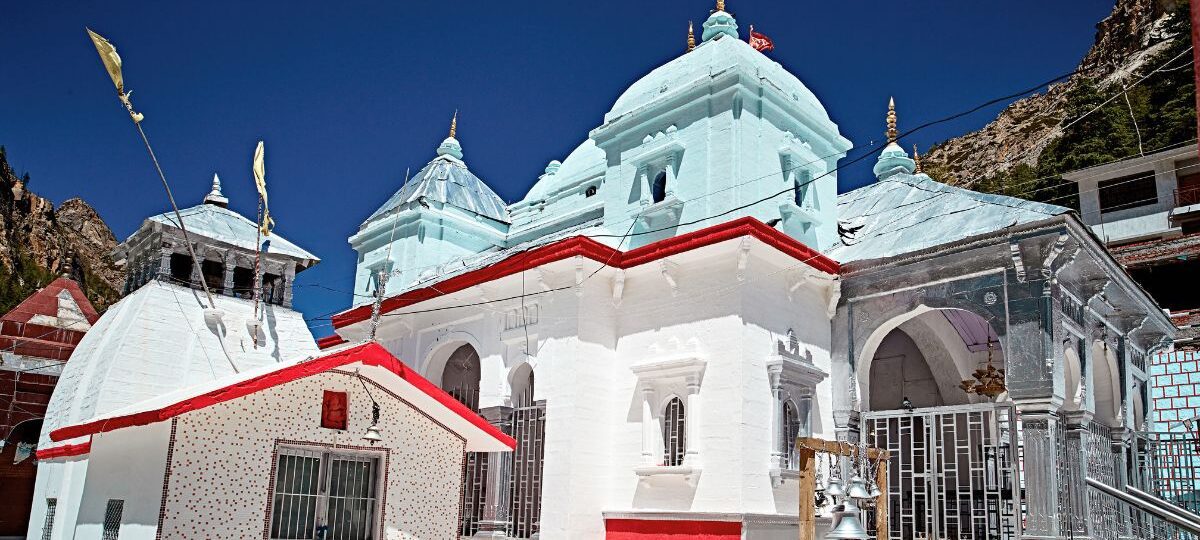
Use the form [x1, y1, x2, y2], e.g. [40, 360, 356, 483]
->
[1, 1, 1115, 335]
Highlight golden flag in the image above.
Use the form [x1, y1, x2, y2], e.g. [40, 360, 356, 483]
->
[86, 28, 124, 94]
[252, 141, 275, 236]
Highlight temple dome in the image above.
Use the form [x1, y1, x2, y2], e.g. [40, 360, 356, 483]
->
[604, 32, 831, 126]
[872, 142, 916, 179]
[524, 139, 605, 201]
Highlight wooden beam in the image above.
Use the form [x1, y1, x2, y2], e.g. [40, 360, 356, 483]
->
[796, 437, 889, 460]
[875, 458, 889, 540]
[798, 445, 817, 540]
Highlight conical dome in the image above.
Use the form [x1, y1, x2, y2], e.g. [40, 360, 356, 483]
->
[364, 133, 508, 225]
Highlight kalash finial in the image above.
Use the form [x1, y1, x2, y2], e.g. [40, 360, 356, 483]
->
[913, 145, 923, 173]
[716, 0, 725, 11]
[687, 21, 696, 52]
[449, 110, 458, 139]
[886, 97, 898, 143]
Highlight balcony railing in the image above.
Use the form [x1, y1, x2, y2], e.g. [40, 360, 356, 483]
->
[1176, 186, 1200, 208]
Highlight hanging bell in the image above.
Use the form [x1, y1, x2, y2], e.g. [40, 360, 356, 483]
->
[825, 478, 845, 498]
[362, 424, 383, 445]
[846, 475, 871, 499]
[824, 500, 870, 539]
[867, 480, 882, 499]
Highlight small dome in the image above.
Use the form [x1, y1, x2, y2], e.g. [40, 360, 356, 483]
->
[702, 9, 737, 41]
[523, 139, 605, 201]
[544, 160, 562, 175]
[437, 136, 463, 160]
[872, 142, 916, 179]
[203, 173, 228, 207]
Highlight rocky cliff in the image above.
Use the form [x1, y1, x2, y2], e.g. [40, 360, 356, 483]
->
[922, 0, 1194, 196]
[0, 147, 123, 314]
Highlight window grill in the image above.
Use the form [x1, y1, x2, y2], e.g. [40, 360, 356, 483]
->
[102, 499, 123, 540]
[782, 400, 801, 469]
[269, 448, 380, 540]
[509, 372, 546, 538]
[663, 397, 686, 467]
[41, 498, 56, 540]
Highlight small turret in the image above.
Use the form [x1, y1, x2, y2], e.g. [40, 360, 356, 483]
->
[203, 173, 229, 207]
[702, 0, 737, 41]
[437, 111, 464, 160]
[872, 97, 916, 179]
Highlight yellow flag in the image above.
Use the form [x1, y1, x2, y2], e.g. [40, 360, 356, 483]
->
[86, 28, 124, 94]
[252, 141, 275, 236]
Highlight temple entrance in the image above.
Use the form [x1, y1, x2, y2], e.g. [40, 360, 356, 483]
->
[861, 309, 1020, 540]
[439, 344, 487, 537]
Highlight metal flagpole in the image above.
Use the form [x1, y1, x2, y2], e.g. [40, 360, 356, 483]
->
[86, 29, 216, 310]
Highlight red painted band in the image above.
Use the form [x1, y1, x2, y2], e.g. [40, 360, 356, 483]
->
[605, 518, 742, 539]
[332, 217, 839, 329]
[35, 440, 91, 460]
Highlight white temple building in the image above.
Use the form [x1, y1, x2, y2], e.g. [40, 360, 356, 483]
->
[27, 178, 322, 539]
[325, 3, 1177, 540]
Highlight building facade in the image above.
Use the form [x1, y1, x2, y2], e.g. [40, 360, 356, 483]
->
[323, 4, 1177, 539]
[27, 177, 322, 539]
[0, 277, 98, 539]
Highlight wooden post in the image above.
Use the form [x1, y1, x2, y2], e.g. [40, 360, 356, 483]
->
[798, 445, 817, 540]
[875, 458, 889, 540]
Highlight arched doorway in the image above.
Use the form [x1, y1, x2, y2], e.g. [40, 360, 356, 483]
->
[437, 344, 485, 537]
[508, 364, 544, 538]
[861, 308, 1019, 540]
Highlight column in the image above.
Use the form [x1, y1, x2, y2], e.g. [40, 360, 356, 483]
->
[474, 405, 514, 538]
[157, 244, 173, 282]
[641, 385, 656, 465]
[1017, 404, 1065, 540]
[1111, 428, 1134, 539]
[222, 252, 235, 297]
[798, 393, 814, 438]
[189, 246, 204, 287]
[684, 376, 701, 466]
[768, 367, 786, 469]
[1063, 410, 1094, 540]
[283, 264, 297, 308]
[663, 158, 676, 199]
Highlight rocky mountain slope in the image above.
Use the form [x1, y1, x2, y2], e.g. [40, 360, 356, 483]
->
[922, 0, 1194, 198]
[0, 147, 123, 314]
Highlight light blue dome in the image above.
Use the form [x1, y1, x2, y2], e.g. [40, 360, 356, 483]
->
[872, 142, 916, 179]
[437, 136, 463, 160]
[701, 10, 737, 41]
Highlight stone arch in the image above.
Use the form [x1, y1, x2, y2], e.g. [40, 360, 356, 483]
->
[856, 304, 1003, 411]
[421, 330, 485, 388]
[509, 361, 536, 405]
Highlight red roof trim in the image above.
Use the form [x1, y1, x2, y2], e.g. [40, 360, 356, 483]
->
[49, 342, 516, 449]
[316, 334, 348, 350]
[35, 440, 91, 460]
[333, 217, 839, 328]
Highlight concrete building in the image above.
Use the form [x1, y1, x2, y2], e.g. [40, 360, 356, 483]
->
[322, 4, 1176, 539]
[0, 277, 98, 539]
[39, 342, 513, 540]
[27, 177, 321, 539]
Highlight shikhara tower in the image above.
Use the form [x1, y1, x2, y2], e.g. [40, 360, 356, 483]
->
[28, 176, 320, 540]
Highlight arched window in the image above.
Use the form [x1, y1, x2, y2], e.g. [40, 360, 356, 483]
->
[782, 400, 801, 469]
[662, 397, 686, 466]
[651, 170, 668, 203]
[442, 344, 481, 410]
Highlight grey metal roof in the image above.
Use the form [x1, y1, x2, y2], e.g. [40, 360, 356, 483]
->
[364, 155, 509, 226]
[826, 173, 1070, 263]
[145, 203, 318, 262]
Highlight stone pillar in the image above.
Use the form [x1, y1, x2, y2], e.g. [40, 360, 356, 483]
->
[283, 264, 297, 308]
[1063, 410, 1094, 540]
[684, 375, 701, 466]
[222, 251, 235, 297]
[798, 393, 814, 437]
[663, 158, 677, 199]
[157, 244, 173, 282]
[189, 246, 205, 287]
[1017, 404, 1065, 540]
[641, 385, 656, 465]
[768, 367, 786, 469]
[474, 405, 514, 538]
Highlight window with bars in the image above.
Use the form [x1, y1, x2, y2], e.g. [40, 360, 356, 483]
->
[782, 400, 801, 469]
[662, 397, 686, 467]
[41, 498, 57, 540]
[102, 500, 123, 540]
[269, 448, 380, 540]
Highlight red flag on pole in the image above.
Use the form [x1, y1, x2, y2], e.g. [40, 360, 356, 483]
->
[749, 25, 774, 52]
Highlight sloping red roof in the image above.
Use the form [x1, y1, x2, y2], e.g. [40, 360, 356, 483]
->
[0, 277, 98, 361]
[1109, 232, 1200, 268]
[49, 342, 516, 451]
[332, 217, 840, 329]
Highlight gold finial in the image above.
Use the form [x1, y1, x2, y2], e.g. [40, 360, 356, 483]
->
[716, 0, 725, 12]
[687, 21, 696, 52]
[449, 110, 457, 139]
[913, 144, 922, 173]
[886, 97, 897, 143]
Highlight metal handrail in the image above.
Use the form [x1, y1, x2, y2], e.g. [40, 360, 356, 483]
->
[1177, 186, 1200, 207]
[1086, 476, 1200, 535]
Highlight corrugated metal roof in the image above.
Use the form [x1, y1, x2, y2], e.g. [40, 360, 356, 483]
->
[364, 155, 509, 226]
[145, 203, 318, 262]
[827, 173, 1069, 263]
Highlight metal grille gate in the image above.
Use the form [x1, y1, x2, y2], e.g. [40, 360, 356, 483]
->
[864, 403, 1020, 540]
[508, 387, 545, 538]
[450, 386, 487, 538]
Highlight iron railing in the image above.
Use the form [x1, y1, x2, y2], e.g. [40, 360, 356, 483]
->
[1176, 186, 1200, 208]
